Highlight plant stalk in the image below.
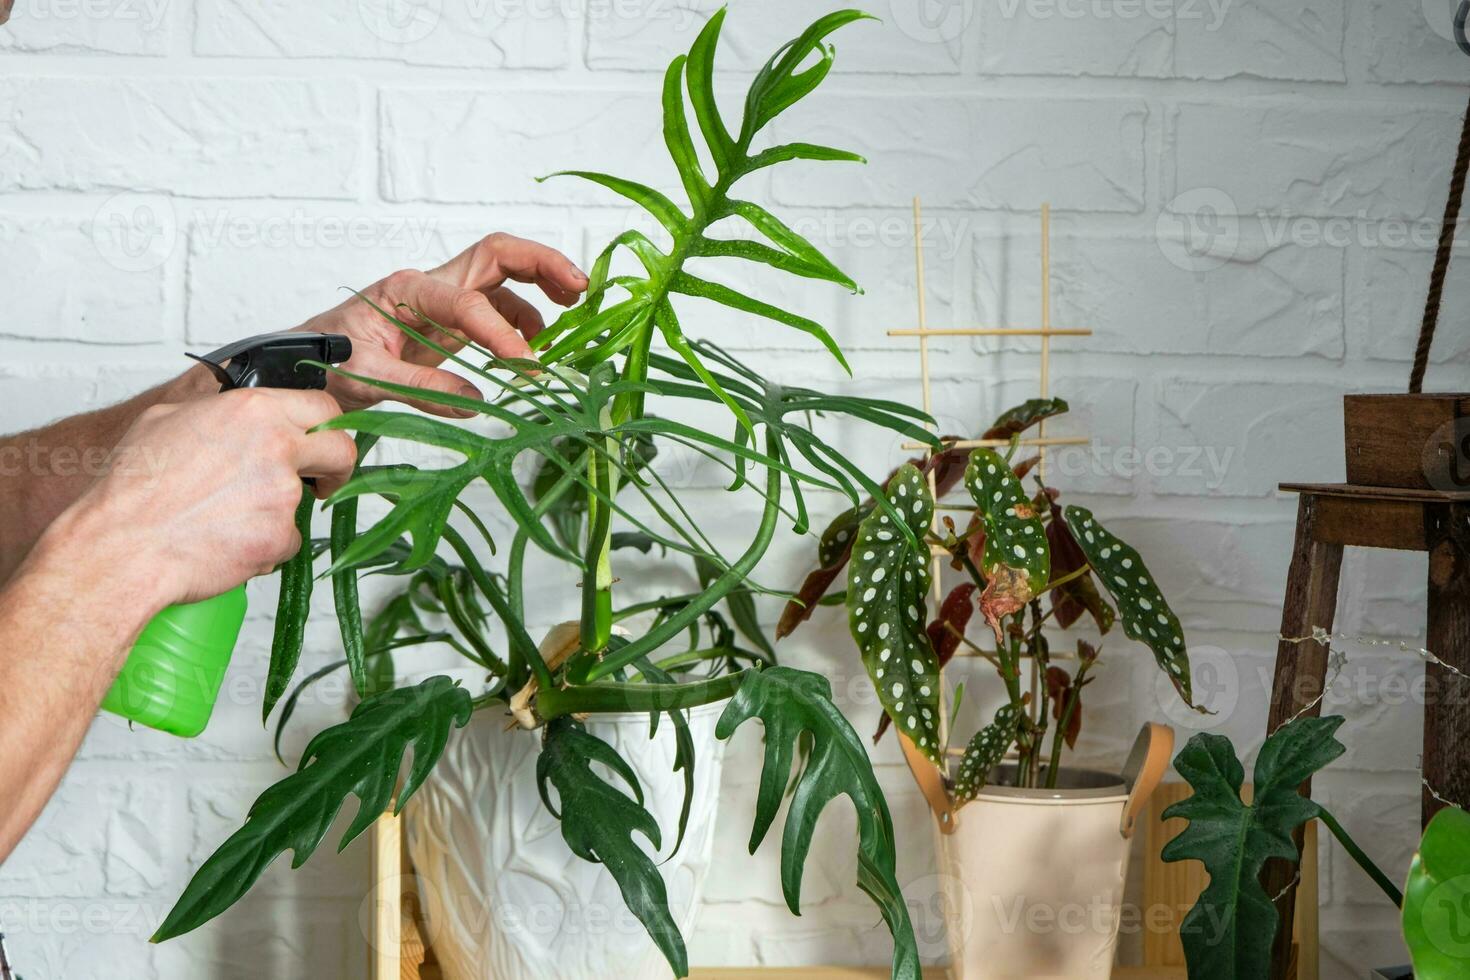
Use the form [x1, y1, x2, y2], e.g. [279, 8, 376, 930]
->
[1317, 806, 1403, 908]
[538, 670, 747, 719]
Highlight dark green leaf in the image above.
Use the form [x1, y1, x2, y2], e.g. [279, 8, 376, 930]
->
[715, 667, 921, 980]
[1062, 505, 1192, 706]
[155, 676, 473, 941]
[965, 448, 1050, 598]
[265, 487, 316, 721]
[954, 703, 1022, 803]
[982, 397, 1069, 441]
[696, 554, 776, 665]
[1161, 715, 1346, 980]
[537, 717, 686, 978]
[847, 464, 942, 763]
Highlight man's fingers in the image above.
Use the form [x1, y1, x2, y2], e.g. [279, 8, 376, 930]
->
[297, 430, 359, 497]
[385, 270, 534, 360]
[346, 347, 486, 419]
[433, 232, 588, 308]
[248, 388, 343, 431]
[483, 286, 546, 341]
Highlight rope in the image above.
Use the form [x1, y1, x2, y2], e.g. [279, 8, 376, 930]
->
[1411, 2, 1470, 392]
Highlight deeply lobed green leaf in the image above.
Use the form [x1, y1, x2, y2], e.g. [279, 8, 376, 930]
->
[154, 676, 472, 942]
[537, 717, 687, 977]
[715, 666, 922, 980]
[1161, 715, 1346, 980]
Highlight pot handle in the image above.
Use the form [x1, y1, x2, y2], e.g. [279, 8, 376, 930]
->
[898, 731, 959, 835]
[1118, 722, 1174, 840]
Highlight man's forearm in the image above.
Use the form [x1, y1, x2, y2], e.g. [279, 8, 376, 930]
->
[0, 365, 216, 582]
[0, 503, 166, 862]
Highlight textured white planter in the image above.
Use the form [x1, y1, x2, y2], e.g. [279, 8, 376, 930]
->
[940, 767, 1134, 980]
[405, 701, 727, 980]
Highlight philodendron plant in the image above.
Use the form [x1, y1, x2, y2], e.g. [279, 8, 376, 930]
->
[1164, 714, 1470, 980]
[148, 10, 928, 980]
[780, 399, 1202, 793]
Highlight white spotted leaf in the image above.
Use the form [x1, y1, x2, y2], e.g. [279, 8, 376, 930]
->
[1062, 505, 1194, 706]
[964, 448, 1050, 597]
[953, 703, 1022, 803]
[846, 463, 942, 763]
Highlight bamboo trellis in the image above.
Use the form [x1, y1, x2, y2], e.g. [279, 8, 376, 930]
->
[892, 198, 1093, 760]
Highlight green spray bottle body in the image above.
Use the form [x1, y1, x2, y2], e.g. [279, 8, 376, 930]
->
[101, 332, 352, 738]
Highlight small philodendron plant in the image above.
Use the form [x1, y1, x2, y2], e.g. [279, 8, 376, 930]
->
[1163, 715, 1469, 980]
[148, 10, 928, 980]
[780, 399, 1202, 793]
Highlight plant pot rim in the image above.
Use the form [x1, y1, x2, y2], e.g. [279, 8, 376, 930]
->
[972, 764, 1128, 804]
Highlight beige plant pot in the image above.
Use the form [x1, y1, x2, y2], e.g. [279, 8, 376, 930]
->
[899, 723, 1172, 980]
[939, 766, 1133, 980]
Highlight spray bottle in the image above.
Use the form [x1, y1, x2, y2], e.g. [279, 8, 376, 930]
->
[99, 332, 352, 737]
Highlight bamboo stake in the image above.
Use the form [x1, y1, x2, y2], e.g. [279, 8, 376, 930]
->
[912, 197, 948, 754]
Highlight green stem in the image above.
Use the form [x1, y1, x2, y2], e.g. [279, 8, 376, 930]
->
[577, 428, 783, 684]
[1045, 684, 1082, 790]
[613, 592, 704, 621]
[538, 670, 747, 719]
[442, 525, 552, 691]
[1318, 807, 1403, 908]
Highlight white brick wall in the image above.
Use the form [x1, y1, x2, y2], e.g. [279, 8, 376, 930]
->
[2, 0, 1466, 976]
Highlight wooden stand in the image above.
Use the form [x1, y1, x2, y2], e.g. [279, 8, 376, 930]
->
[1263, 480, 1470, 980]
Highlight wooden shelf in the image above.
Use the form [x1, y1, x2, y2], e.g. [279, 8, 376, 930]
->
[689, 969, 1183, 979]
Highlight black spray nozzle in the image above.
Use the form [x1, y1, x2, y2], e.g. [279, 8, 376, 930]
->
[187, 332, 353, 392]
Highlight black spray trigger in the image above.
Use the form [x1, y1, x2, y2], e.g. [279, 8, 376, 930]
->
[187, 332, 353, 392]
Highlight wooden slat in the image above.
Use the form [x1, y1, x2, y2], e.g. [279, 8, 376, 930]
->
[1281, 482, 1470, 503]
[1308, 495, 1427, 552]
[1264, 495, 1340, 980]
[1423, 502, 1470, 825]
[370, 811, 401, 980]
[690, 970, 1179, 979]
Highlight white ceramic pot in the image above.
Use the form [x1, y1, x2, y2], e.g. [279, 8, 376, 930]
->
[940, 766, 1134, 980]
[404, 701, 727, 980]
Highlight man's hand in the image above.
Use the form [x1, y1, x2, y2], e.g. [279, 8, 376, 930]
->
[297, 232, 588, 418]
[57, 388, 356, 610]
[0, 389, 354, 862]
